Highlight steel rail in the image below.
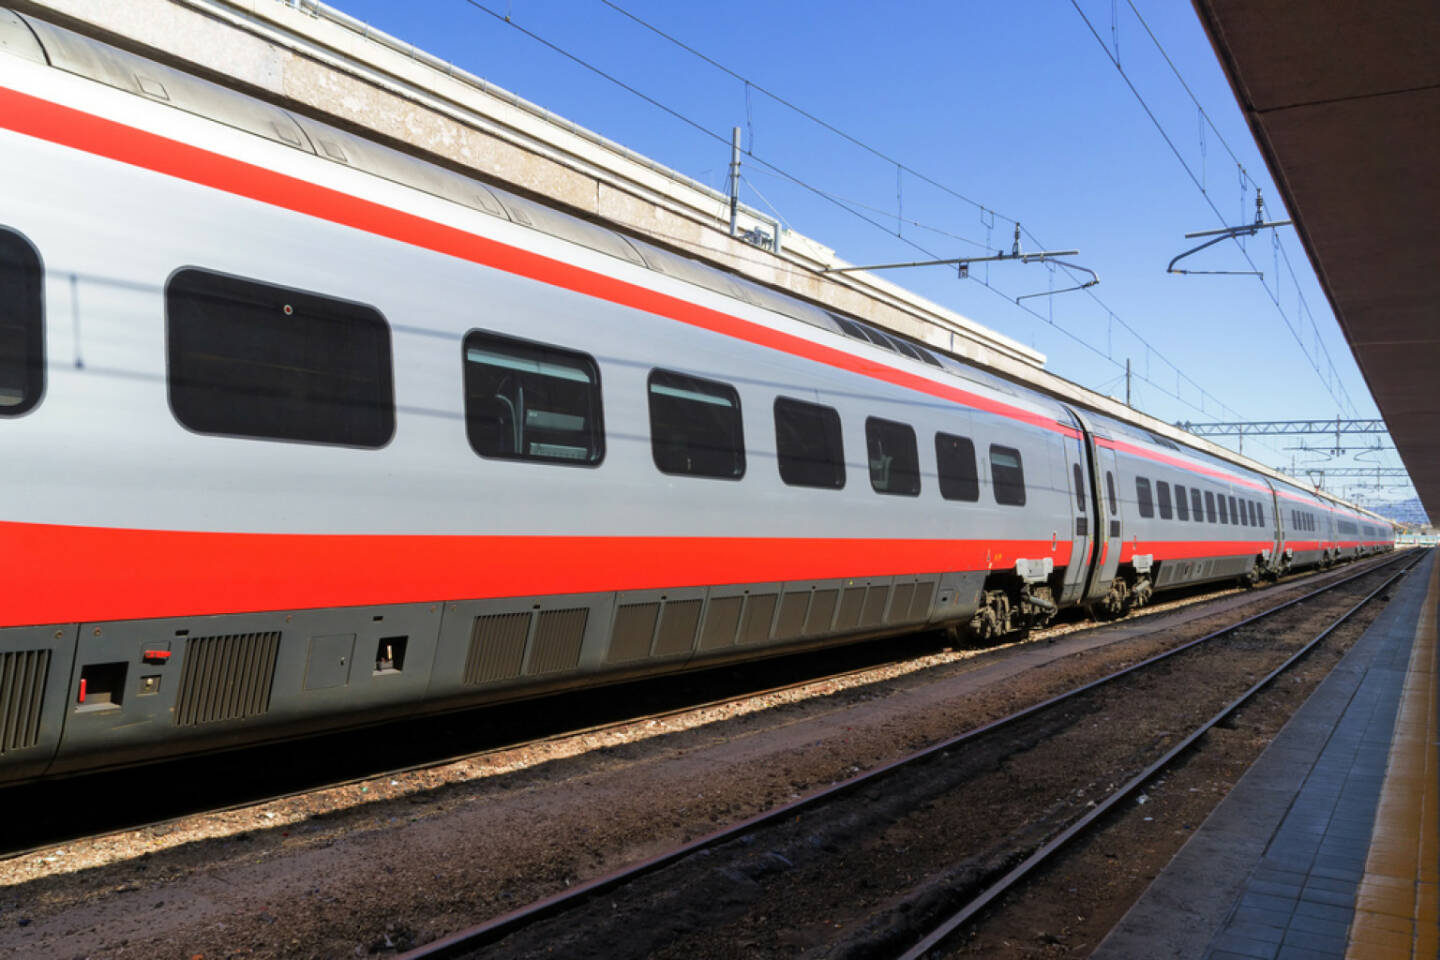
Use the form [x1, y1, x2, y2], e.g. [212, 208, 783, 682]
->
[897, 550, 1421, 959]
[396, 550, 1412, 960]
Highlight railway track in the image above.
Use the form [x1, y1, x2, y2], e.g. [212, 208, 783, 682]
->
[392, 550, 1417, 959]
[0, 554, 1398, 861]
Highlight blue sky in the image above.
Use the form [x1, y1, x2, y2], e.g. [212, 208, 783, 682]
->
[328, 0, 1414, 514]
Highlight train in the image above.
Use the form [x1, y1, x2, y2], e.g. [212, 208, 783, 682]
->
[0, 8, 1395, 784]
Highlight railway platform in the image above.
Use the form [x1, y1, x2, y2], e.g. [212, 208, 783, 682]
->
[1094, 548, 1439, 960]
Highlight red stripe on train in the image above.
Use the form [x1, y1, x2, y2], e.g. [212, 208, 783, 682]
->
[0, 521, 1074, 628]
[0, 84, 1078, 440]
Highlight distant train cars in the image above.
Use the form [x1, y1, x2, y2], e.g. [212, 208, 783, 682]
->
[0, 10, 1395, 782]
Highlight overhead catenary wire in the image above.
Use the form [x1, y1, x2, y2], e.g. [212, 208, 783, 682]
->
[1101, 1, 1410, 498]
[590, 0, 1270, 430]
[455, 0, 1274, 444]
[457, 0, 946, 259]
[1068, 0, 1359, 420]
[597, 0, 1017, 228]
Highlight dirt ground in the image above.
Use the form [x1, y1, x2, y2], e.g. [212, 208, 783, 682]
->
[464, 562, 1396, 960]
[0, 562, 1396, 959]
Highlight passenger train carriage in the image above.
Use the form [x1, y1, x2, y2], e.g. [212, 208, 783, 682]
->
[0, 10, 1394, 782]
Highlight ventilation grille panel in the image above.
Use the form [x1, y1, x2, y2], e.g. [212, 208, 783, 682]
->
[835, 588, 865, 630]
[860, 586, 890, 627]
[888, 583, 916, 624]
[909, 581, 936, 620]
[775, 592, 810, 640]
[654, 600, 701, 656]
[608, 603, 659, 663]
[465, 612, 531, 685]
[175, 632, 280, 727]
[738, 594, 777, 645]
[0, 649, 48, 754]
[805, 589, 838, 636]
[699, 596, 742, 650]
[528, 608, 588, 674]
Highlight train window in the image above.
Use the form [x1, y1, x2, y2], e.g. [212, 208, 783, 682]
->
[1135, 477, 1154, 518]
[1106, 471, 1118, 514]
[1217, 494, 1228, 524]
[990, 445, 1026, 506]
[0, 228, 42, 417]
[935, 433, 979, 502]
[775, 396, 845, 489]
[1204, 490, 1217, 523]
[1191, 488, 1203, 522]
[1072, 464, 1086, 512]
[866, 417, 920, 496]
[1249, 501, 1259, 526]
[647, 369, 744, 479]
[1156, 480, 1173, 520]
[1257, 502, 1265, 526]
[464, 331, 603, 465]
[168, 268, 394, 447]
[1175, 484, 1190, 521]
[1230, 495, 1242, 526]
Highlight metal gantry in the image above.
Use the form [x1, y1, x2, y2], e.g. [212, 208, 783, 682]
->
[1175, 418, 1387, 437]
[1303, 467, 1411, 479]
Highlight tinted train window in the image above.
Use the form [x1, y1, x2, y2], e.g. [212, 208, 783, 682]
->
[0, 229, 42, 416]
[1191, 488, 1204, 522]
[1249, 501, 1259, 526]
[1106, 471, 1118, 514]
[1157, 481, 1173, 519]
[1205, 490, 1217, 523]
[1135, 477, 1154, 518]
[464, 330, 602, 465]
[1072, 464, 1086, 512]
[648, 369, 744, 479]
[168, 268, 393, 447]
[866, 417, 920, 496]
[1230, 496, 1243, 526]
[1175, 484, 1190, 521]
[775, 396, 844, 488]
[990, 445, 1026, 506]
[1217, 493, 1228, 524]
[935, 433, 979, 502]
[1257, 502, 1266, 527]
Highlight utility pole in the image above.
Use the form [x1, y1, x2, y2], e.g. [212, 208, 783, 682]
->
[1125, 357, 1131, 407]
[727, 126, 741, 238]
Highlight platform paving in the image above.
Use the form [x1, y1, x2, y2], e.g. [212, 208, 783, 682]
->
[1092, 550, 1436, 960]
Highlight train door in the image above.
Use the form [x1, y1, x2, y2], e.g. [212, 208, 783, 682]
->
[1057, 416, 1095, 605]
[1266, 483, 1283, 570]
[1061, 407, 1117, 605]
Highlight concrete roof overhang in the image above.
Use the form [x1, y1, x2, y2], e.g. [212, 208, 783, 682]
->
[1191, 0, 1440, 523]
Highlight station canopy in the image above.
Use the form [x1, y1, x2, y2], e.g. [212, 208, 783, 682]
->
[1192, 0, 1440, 524]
